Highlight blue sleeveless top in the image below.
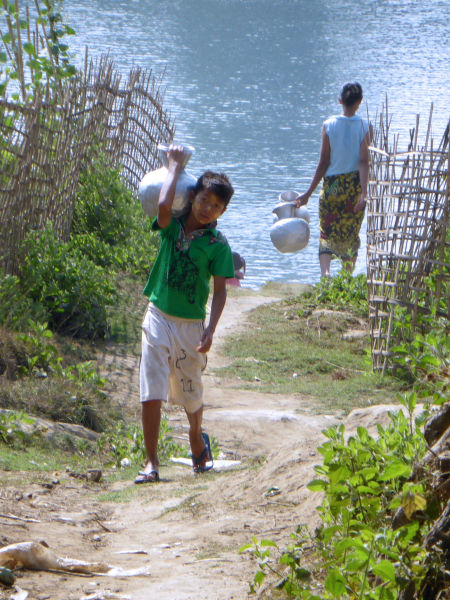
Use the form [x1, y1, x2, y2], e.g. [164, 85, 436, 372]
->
[324, 114, 369, 177]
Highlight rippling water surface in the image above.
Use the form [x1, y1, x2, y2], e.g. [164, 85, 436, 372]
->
[64, 0, 449, 288]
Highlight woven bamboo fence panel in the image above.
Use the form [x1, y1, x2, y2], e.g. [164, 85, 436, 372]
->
[367, 105, 449, 374]
[0, 55, 175, 275]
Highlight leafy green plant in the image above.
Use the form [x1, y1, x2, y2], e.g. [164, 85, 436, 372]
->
[0, 409, 35, 445]
[3, 319, 107, 425]
[18, 319, 62, 376]
[19, 223, 117, 339]
[240, 395, 440, 599]
[157, 414, 190, 462]
[389, 259, 449, 405]
[239, 537, 280, 594]
[391, 314, 449, 404]
[1, 0, 77, 101]
[63, 360, 106, 388]
[303, 272, 368, 317]
[72, 154, 136, 247]
[208, 434, 220, 460]
[97, 421, 143, 468]
[71, 152, 159, 278]
[0, 270, 45, 329]
[98, 413, 189, 468]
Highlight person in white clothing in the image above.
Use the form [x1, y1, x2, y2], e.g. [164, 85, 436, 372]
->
[296, 82, 372, 277]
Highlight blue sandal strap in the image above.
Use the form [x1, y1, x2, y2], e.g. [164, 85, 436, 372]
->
[192, 432, 213, 471]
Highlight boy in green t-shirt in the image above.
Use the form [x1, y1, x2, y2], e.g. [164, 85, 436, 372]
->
[135, 145, 235, 484]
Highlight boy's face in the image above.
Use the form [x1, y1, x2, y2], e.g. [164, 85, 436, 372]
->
[190, 189, 226, 226]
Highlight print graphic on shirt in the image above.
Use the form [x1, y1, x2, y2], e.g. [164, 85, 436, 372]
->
[168, 250, 198, 304]
[175, 349, 187, 369]
[180, 378, 194, 393]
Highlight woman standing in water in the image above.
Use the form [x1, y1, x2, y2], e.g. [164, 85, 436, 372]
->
[296, 82, 371, 277]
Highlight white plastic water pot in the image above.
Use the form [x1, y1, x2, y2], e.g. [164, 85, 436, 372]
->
[272, 201, 295, 220]
[272, 202, 310, 223]
[270, 217, 310, 253]
[293, 205, 310, 222]
[278, 190, 300, 203]
[138, 144, 196, 218]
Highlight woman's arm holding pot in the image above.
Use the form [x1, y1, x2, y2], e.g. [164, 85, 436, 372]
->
[354, 131, 370, 213]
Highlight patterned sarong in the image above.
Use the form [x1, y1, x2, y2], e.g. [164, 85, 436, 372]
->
[318, 170, 365, 261]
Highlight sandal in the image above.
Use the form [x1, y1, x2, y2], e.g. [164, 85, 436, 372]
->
[134, 469, 160, 484]
[192, 432, 214, 473]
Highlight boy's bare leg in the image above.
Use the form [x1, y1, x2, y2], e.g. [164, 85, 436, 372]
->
[141, 399, 162, 474]
[186, 406, 205, 461]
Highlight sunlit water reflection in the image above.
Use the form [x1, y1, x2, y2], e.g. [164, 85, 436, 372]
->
[63, 0, 449, 288]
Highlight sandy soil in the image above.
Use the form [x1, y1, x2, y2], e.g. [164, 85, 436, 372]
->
[0, 289, 393, 600]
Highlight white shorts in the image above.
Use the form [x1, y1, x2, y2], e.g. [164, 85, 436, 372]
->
[139, 303, 207, 414]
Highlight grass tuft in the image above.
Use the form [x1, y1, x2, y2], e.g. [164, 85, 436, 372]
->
[215, 290, 404, 414]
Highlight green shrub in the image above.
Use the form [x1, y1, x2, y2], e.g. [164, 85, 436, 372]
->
[389, 246, 449, 403]
[19, 223, 117, 339]
[1, 0, 77, 102]
[98, 413, 189, 468]
[241, 395, 436, 599]
[71, 154, 159, 277]
[0, 326, 28, 378]
[18, 320, 62, 377]
[0, 269, 45, 329]
[311, 271, 368, 316]
[72, 157, 135, 246]
[0, 375, 117, 433]
[391, 309, 449, 404]
[0, 409, 36, 446]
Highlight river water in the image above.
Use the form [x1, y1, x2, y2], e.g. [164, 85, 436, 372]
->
[63, 0, 449, 289]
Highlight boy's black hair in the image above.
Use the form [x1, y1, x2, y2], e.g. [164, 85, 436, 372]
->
[339, 82, 363, 107]
[192, 171, 234, 207]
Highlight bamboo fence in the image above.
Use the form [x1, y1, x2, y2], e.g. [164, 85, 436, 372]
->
[367, 103, 449, 373]
[0, 54, 175, 275]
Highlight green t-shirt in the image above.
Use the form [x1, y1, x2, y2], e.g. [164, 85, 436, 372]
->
[143, 217, 235, 320]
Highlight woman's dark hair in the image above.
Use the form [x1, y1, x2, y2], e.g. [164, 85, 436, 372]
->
[192, 171, 234, 206]
[339, 82, 363, 107]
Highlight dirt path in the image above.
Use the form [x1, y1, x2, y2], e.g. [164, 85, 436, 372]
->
[1, 289, 353, 600]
